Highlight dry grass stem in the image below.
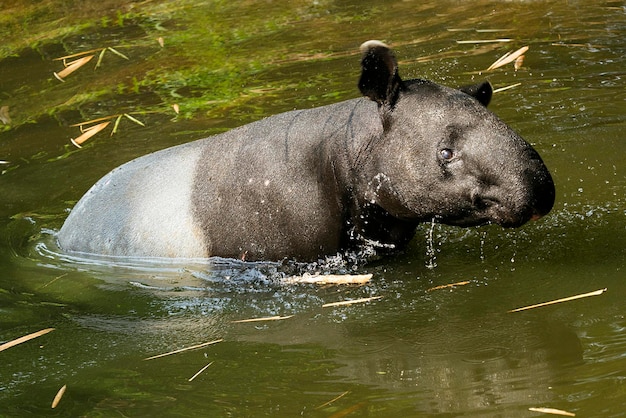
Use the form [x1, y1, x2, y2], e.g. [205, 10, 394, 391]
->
[124, 113, 145, 126]
[456, 39, 512, 44]
[111, 115, 123, 135]
[427, 281, 470, 292]
[509, 288, 607, 313]
[486, 46, 529, 71]
[107, 47, 129, 60]
[188, 361, 214, 382]
[71, 121, 110, 148]
[37, 273, 68, 290]
[143, 339, 223, 360]
[232, 316, 294, 323]
[316, 390, 350, 409]
[54, 55, 94, 81]
[51, 384, 67, 409]
[0, 328, 55, 352]
[70, 115, 116, 128]
[54, 49, 105, 61]
[476, 29, 512, 33]
[322, 296, 383, 308]
[528, 407, 576, 416]
[493, 83, 522, 93]
[286, 273, 372, 285]
[95, 48, 107, 69]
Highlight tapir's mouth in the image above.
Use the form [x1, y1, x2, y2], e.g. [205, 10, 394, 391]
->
[439, 200, 546, 229]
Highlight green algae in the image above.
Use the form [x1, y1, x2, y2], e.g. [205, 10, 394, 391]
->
[0, 0, 352, 132]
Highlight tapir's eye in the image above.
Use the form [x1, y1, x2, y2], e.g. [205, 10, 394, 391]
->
[440, 148, 455, 161]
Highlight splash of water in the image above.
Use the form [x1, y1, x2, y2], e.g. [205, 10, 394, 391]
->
[479, 230, 487, 262]
[425, 218, 438, 269]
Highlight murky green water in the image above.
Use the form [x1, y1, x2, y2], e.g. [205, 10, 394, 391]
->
[1, 0, 624, 416]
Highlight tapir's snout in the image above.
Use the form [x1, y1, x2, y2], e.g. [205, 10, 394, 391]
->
[458, 145, 556, 230]
[527, 160, 556, 221]
[495, 154, 556, 228]
[520, 143, 556, 220]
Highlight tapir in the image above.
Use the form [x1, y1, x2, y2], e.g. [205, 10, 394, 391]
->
[58, 40, 555, 262]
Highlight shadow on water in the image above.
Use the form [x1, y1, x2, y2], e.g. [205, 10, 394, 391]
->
[1, 0, 625, 416]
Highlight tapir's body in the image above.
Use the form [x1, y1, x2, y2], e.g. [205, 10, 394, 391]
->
[60, 99, 376, 260]
[58, 41, 555, 262]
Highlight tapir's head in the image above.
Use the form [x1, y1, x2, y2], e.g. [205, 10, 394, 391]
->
[358, 40, 555, 228]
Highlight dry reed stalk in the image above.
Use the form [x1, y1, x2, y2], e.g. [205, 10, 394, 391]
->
[143, 339, 223, 360]
[456, 39, 512, 44]
[111, 115, 123, 135]
[528, 407, 575, 416]
[476, 29, 512, 33]
[509, 288, 607, 313]
[231, 316, 294, 323]
[37, 273, 68, 290]
[106, 47, 129, 60]
[54, 49, 105, 61]
[188, 361, 214, 382]
[70, 121, 110, 148]
[51, 385, 67, 408]
[70, 115, 116, 128]
[285, 273, 372, 285]
[322, 296, 383, 308]
[0, 328, 55, 352]
[493, 83, 522, 93]
[427, 281, 470, 292]
[486, 46, 529, 71]
[95, 48, 107, 69]
[54, 55, 94, 81]
[124, 113, 145, 126]
[316, 391, 350, 409]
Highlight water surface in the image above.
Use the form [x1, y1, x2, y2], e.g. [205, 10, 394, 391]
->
[1, 1, 624, 416]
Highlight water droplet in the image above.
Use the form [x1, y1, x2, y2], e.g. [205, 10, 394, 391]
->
[425, 218, 438, 269]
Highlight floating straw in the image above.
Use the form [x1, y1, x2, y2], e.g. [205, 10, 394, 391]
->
[316, 391, 350, 409]
[509, 288, 607, 313]
[486, 46, 529, 71]
[70, 121, 110, 148]
[143, 339, 223, 360]
[232, 316, 294, 323]
[51, 385, 67, 409]
[0, 328, 55, 352]
[285, 273, 372, 285]
[322, 296, 383, 308]
[188, 361, 214, 382]
[427, 281, 471, 292]
[529, 407, 576, 416]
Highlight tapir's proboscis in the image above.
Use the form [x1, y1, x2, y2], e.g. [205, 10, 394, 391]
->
[58, 41, 555, 262]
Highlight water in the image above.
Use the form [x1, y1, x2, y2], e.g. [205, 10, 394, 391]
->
[1, 0, 625, 416]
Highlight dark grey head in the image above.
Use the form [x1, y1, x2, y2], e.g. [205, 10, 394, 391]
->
[358, 40, 555, 228]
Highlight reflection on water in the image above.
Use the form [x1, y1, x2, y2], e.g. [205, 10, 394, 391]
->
[0, 0, 625, 416]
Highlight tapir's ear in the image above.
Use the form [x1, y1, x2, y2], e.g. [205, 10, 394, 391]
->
[459, 81, 493, 107]
[358, 40, 403, 108]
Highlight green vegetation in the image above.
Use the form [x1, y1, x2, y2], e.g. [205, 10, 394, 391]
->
[0, 0, 357, 133]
